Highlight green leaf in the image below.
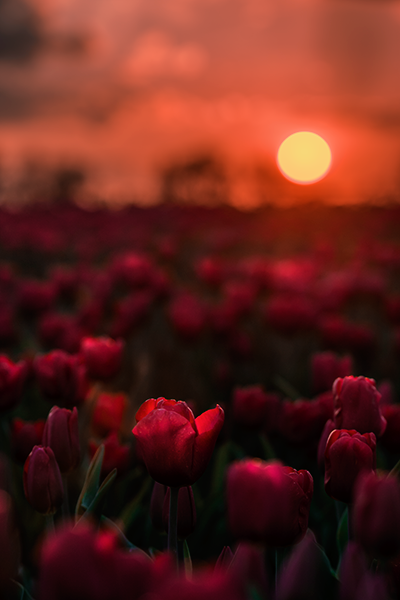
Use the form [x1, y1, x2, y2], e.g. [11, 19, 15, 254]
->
[336, 507, 349, 558]
[10, 580, 35, 600]
[183, 539, 192, 577]
[75, 445, 104, 518]
[119, 476, 152, 531]
[79, 468, 117, 522]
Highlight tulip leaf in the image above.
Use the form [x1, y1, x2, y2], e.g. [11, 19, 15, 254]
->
[80, 468, 118, 521]
[10, 580, 35, 600]
[389, 458, 400, 479]
[75, 444, 105, 517]
[183, 539, 192, 577]
[119, 476, 152, 531]
[336, 507, 349, 557]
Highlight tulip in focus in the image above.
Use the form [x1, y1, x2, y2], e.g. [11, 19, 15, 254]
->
[227, 459, 313, 546]
[132, 398, 224, 486]
[333, 376, 386, 437]
[324, 429, 376, 503]
[80, 336, 124, 380]
[42, 406, 80, 473]
[23, 446, 64, 515]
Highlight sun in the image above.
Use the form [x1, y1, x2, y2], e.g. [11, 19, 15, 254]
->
[277, 131, 332, 185]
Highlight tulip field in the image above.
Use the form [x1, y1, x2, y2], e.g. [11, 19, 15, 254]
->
[1, 202, 400, 599]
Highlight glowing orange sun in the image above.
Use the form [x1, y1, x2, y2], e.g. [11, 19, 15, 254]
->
[277, 131, 332, 184]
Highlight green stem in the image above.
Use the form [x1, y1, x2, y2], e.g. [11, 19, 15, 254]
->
[168, 487, 180, 565]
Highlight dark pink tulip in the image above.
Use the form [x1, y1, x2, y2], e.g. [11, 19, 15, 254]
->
[324, 429, 376, 504]
[227, 459, 313, 547]
[43, 406, 80, 473]
[38, 523, 153, 600]
[23, 446, 64, 515]
[0, 355, 27, 411]
[80, 336, 124, 380]
[311, 351, 352, 394]
[333, 376, 386, 437]
[133, 398, 224, 487]
[353, 472, 400, 559]
[34, 350, 88, 407]
[11, 418, 45, 464]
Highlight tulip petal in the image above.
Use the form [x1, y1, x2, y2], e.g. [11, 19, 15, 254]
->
[192, 406, 224, 482]
[135, 398, 158, 422]
[133, 409, 196, 486]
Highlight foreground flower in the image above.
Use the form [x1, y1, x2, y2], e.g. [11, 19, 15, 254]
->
[324, 429, 376, 503]
[227, 459, 313, 547]
[132, 398, 224, 486]
[333, 376, 386, 437]
[23, 446, 64, 515]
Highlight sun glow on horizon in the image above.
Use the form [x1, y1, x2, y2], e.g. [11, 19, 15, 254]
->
[277, 132, 332, 185]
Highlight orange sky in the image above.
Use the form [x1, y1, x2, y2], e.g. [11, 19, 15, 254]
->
[1, 0, 400, 207]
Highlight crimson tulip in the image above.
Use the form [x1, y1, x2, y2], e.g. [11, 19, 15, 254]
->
[80, 336, 124, 380]
[311, 351, 352, 394]
[88, 433, 131, 476]
[232, 385, 275, 430]
[227, 459, 313, 547]
[353, 471, 400, 558]
[34, 350, 88, 408]
[11, 418, 45, 464]
[333, 376, 386, 437]
[91, 391, 127, 437]
[324, 429, 376, 503]
[132, 398, 224, 487]
[42, 406, 80, 473]
[0, 355, 27, 411]
[23, 446, 64, 515]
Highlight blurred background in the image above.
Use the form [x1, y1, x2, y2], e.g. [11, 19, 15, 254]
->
[1, 0, 400, 208]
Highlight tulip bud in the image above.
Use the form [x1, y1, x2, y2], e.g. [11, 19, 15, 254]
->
[353, 471, 400, 558]
[227, 459, 313, 547]
[80, 336, 124, 380]
[42, 406, 80, 473]
[23, 446, 64, 515]
[0, 355, 27, 412]
[11, 418, 45, 464]
[333, 376, 386, 437]
[34, 350, 88, 408]
[162, 486, 196, 540]
[324, 429, 376, 504]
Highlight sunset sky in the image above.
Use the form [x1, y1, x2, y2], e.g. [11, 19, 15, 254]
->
[1, 0, 400, 207]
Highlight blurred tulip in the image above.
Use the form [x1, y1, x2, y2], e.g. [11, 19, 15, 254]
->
[88, 433, 131, 477]
[227, 459, 313, 546]
[18, 279, 57, 314]
[279, 396, 331, 445]
[353, 471, 400, 558]
[0, 355, 27, 411]
[168, 293, 207, 339]
[92, 391, 128, 437]
[38, 523, 153, 600]
[0, 490, 20, 590]
[23, 446, 64, 515]
[311, 351, 352, 394]
[80, 336, 124, 380]
[132, 398, 224, 487]
[34, 350, 88, 408]
[380, 404, 400, 452]
[339, 541, 368, 600]
[11, 418, 45, 464]
[333, 376, 386, 437]
[232, 385, 276, 430]
[324, 429, 376, 503]
[42, 406, 80, 473]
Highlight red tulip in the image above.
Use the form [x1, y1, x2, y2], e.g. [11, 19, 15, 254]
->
[353, 471, 400, 559]
[42, 406, 80, 473]
[227, 459, 313, 547]
[333, 376, 386, 437]
[232, 385, 271, 430]
[311, 351, 352, 394]
[324, 430, 376, 503]
[132, 398, 224, 486]
[23, 446, 64, 515]
[80, 336, 124, 380]
[11, 418, 45, 463]
[34, 350, 88, 408]
[0, 355, 27, 411]
[91, 392, 127, 437]
[88, 433, 131, 477]
[279, 396, 331, 445]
